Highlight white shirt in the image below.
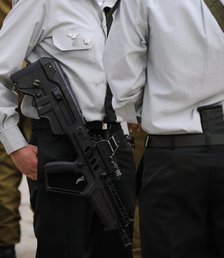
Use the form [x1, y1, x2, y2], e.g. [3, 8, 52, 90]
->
[97, 0, 105, 6]
[0, 0, 117, 154]
[104, 0, 224, 135]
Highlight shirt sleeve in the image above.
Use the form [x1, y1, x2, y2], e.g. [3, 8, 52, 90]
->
[0, 0, 48, 154]
[104, 0, 148, 123]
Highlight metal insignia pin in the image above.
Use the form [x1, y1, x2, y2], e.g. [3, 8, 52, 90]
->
[66, 32, 80, 40]
[84, 38, 91, 45]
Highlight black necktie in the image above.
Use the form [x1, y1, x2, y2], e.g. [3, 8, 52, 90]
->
[103, 5, 118, 122]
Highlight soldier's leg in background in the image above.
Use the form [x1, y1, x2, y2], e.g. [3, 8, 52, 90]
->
[131, 130, 147, 258]
[0, 1, 19, 256]
[0, 143, 22, 258]
[0, 1, 11, 26]
[0, 98, 31, 258]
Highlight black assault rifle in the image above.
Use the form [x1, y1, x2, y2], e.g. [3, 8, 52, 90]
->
[11, 57, 132, 247]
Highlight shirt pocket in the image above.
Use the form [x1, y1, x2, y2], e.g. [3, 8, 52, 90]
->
[52, 30, 94, 51]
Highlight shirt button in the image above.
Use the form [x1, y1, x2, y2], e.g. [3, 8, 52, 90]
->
[83, 38, 91, 45]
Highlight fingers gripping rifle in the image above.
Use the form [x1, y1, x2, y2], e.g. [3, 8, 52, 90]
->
[11, 57, 132, 247]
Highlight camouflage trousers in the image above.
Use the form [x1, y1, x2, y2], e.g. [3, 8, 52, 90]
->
[131, 130, 147, 258]
[0, 116, 30, 246]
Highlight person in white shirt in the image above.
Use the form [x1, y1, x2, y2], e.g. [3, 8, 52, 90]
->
[0, 0, 136, 257]
[104, 0, 224, 257]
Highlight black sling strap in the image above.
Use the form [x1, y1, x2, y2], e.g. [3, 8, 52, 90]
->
[204, 0, 224, 32]
[103, 0, 121, 122]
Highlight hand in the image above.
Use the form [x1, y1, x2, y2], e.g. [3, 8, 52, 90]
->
[128, 123, 143, 134]
[10, 144, 38, 180]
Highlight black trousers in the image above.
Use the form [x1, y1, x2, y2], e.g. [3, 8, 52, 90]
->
[28, 124, 136, 258]
[138, 145, 224, 258]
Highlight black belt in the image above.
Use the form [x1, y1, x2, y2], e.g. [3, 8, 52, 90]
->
[86, 121, 121, 138]
[31, 119, 121, 133]
[145, 133, 224, 148]
[86, 121, 121, 131]
[31, 119, 121, 153]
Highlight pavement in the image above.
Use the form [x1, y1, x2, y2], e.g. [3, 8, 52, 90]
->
[16, 177, 36, 258]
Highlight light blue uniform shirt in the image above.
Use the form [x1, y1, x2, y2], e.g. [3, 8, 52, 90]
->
[104, 0, 224, 135]
[0, 0, 119, 154]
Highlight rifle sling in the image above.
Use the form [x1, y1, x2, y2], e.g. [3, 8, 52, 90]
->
[204, 0, 224, 32]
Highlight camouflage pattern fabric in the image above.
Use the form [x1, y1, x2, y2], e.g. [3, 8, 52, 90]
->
[0, 0, 11, 25]
[130, 130, 147, 258]
[204, 0, 224, 32]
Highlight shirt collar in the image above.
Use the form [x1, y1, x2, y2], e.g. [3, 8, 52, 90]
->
[97, 0, 117, 8]
[96, 0, 105, 6]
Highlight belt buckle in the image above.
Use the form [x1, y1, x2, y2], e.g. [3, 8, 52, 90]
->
[102, 122, 108, 130]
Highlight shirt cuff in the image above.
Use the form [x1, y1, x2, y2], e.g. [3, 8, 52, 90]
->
[0, 126, 28, 154]
[115, 103, 139, 124]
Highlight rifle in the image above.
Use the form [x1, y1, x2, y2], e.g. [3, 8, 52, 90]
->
[11, 57, 132, 247]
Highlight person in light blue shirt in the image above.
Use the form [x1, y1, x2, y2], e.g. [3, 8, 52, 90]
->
[0, 0, 136, 257]
[104, 0, 224, 257]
